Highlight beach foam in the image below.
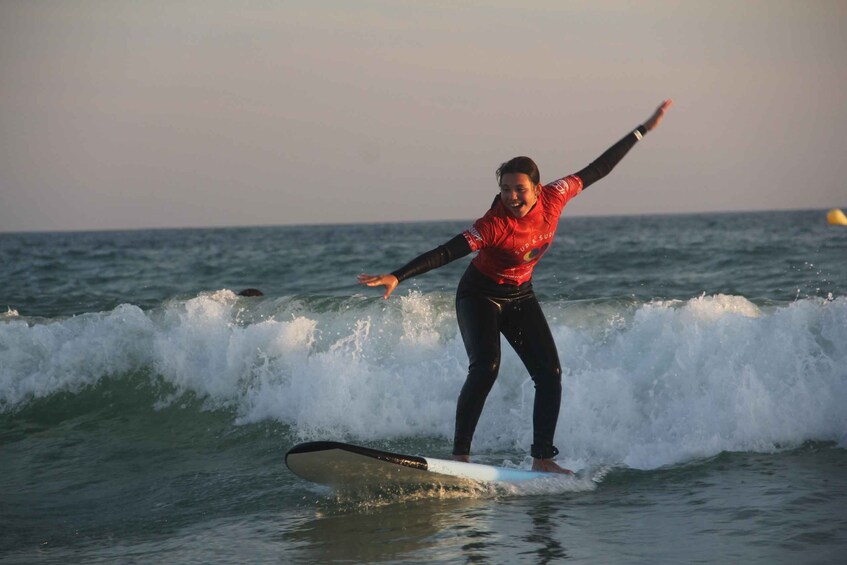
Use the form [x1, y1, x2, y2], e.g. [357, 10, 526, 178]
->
[2, 291, 845, 470]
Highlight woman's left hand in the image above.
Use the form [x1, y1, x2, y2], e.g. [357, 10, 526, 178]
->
[358, 273, 399, 299]
[643, 99, 673, 132]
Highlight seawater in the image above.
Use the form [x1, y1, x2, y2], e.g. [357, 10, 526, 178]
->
[2, 210, 846, 563]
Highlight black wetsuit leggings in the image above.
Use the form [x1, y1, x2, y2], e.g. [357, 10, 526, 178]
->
[452, 266, 562, 459]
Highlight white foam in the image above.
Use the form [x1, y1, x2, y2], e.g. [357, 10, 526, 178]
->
[556, 294, 847, 468]
[1, 292, 845, 470]
[0, 303, 154, 407]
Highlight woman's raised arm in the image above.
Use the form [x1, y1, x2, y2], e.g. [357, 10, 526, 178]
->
[575, 99, 673, 189]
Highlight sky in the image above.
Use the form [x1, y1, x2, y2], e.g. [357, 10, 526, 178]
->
[1, 0, 845, 232]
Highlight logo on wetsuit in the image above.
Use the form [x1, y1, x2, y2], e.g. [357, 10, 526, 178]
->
[516, 232, 554, 263]
[523, 242, 550, 262]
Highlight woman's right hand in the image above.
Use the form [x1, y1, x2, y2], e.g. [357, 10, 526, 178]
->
[358, 273, 399, 299]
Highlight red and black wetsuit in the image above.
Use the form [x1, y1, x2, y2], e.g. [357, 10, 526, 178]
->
[391, 125, 648, 459]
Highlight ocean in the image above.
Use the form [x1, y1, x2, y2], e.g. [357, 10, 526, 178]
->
[2, 209, 846, 563]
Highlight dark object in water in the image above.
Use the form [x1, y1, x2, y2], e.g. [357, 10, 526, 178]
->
[237, 288, 264, 297]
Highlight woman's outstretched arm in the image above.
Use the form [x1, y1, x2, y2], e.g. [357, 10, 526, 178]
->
[358, 234, 472, 299]
[576, 99, 672, 189]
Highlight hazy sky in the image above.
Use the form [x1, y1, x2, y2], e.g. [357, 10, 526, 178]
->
[1, 0, 845, 232]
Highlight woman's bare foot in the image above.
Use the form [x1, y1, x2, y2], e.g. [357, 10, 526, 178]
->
[532, 458, 574, 474]
[453, 454, 470, 463]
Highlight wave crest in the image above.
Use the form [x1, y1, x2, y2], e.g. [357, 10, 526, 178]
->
[2, 292, 845, 469]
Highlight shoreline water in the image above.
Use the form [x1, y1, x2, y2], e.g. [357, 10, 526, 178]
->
[2, 210, 846, 562]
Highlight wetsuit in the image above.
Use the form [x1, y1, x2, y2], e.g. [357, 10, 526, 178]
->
[391, 125, 648, 459]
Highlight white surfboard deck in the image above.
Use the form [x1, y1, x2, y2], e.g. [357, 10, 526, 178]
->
[285, 441, 569, 490]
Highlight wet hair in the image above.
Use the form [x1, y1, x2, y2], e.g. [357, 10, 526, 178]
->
[496, 156, 540, 186]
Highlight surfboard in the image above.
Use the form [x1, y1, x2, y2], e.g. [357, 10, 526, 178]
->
[285, 441, 570, 490]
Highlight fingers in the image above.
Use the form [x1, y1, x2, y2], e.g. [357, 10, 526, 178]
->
[644, 98, 673, 131]
[382, 283, 396, 300]
[357, 273, 380, 286]
[358, 273, 389, 286]
[655, 98, 673, 119]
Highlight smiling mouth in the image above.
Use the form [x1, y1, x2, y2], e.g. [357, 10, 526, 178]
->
[510, 203, 526, 213]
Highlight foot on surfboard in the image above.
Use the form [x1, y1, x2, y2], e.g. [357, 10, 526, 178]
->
[454, 453, 572, 475]
[532, 458, 574, 475]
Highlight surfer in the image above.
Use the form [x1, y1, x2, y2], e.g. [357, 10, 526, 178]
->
[360, 99, 673, 473]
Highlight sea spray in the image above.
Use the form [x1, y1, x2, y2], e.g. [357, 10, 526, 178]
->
[2, 291, 846, 470]
[0, 303, 154, 409]
[557, 295, 847, 468]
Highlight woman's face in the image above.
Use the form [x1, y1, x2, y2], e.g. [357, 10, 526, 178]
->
[499, 173, 540, 218]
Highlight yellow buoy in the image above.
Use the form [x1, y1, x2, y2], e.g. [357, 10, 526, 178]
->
[827, 208, 847, 226]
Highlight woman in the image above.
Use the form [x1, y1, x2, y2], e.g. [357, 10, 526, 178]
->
[359, 100, 673, 473]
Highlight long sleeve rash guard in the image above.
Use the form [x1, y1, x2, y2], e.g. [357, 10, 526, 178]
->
[391, 125, 648, 285]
